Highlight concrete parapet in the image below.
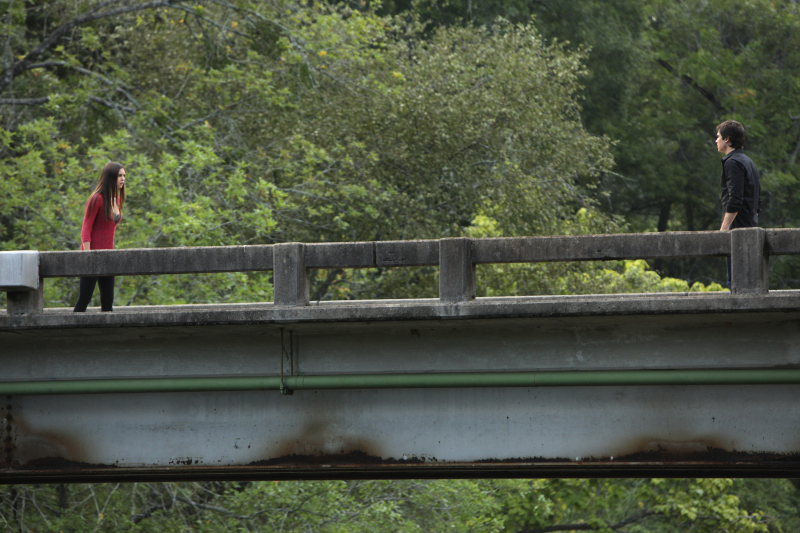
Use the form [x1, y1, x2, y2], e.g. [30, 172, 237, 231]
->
[731, 228, 769, 295]
[40, 245, 274, 277]
[10, 230, 800, 307]
[376, 240, 439, 267]
[305, 242, 374, 268]
[274, 243, 309, 306]
[18, 231, 788, 280]
[473, 231, 730, 264]
[765, 228, 800, 255]
[439, 238, 475, 303]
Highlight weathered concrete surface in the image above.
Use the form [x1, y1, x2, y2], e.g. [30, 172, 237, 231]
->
[273, 243, 309, 307]
[732, 228, 769, 294]
[375, 240, 439, 266]
[3, 227, 800, 481]
[766, 228, 800, 255]
[473, 231, 731, 263]
[33, 229, 785, 280]
[3, 305, 800, 481]
[4, 384, 799, 483]
[3, 291, 800, 330]
[5, 282, 44, 316]
[3, 312, 800, 380]
[4, 230, 790, 316]
[305, 242, 374, 268]
[40, 245, 274, 277]
[439, 238, 475, 303]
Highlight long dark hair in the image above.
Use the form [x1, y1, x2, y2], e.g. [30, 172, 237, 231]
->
[88, 162, 125, 220]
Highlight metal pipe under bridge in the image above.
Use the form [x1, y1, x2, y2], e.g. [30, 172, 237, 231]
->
[2, 228, 800, 483]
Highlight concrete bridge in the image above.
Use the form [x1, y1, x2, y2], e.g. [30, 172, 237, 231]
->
[2, 228, 800, 483]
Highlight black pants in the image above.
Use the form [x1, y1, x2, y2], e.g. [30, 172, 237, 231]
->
[73, 276, 115, 312]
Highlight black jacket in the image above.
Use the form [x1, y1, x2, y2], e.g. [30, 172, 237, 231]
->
[720, 149, 760, 228]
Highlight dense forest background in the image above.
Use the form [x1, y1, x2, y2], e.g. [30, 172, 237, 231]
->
[3, 0, 800, 531]
[12, 0, 800, 307]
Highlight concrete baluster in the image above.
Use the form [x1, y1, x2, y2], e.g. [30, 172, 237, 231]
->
[273, 243, 309, 306]
[7, 281, 44, 315]
[730, 227, 769, 295]
[439, 237, 475, 303]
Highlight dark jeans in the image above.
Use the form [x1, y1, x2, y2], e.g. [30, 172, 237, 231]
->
[726, 256, 732, 290]
[73, 276, 115, 312]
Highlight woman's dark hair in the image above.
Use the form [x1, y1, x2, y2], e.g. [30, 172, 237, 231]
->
[89, 162, 125, 220]
[716, 120, 746, 150]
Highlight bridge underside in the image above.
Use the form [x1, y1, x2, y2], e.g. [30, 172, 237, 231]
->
[3, 293, 800, 482]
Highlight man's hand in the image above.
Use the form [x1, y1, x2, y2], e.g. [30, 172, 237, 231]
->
[720, 212, 738, 231]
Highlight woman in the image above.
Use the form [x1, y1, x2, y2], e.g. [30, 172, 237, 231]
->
[73, 162, 126, 312]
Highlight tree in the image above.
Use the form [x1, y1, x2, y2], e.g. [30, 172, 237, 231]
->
[0, 478, 780, 532]
[2, 0, 646, 306]
[597, 0, 800, 285]
[501, 478, 771, 533]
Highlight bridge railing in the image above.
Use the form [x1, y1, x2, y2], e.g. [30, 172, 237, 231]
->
[2, 227, 799, 314]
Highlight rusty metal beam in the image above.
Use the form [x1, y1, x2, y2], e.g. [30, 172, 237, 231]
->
[3, 310, 800, 482]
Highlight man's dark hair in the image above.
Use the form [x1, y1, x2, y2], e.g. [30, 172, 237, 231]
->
[716, 120, 746, 150]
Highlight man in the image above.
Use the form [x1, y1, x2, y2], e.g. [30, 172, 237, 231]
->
[716, 119, 760, 289]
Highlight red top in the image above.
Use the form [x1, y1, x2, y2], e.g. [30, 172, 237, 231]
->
[80, 194, 121, 250]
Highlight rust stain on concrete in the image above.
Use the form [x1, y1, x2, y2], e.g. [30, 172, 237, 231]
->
[1, 398, 93, 469]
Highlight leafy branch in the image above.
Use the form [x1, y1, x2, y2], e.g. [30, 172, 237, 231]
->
[0, 0, 184, 95]
[655, 58, 725, 113]
[520, 510, 657, 533]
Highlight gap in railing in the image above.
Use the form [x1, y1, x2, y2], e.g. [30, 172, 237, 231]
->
[768, 255, 800, 290]
[33, 268, 444, 309]
[475, 259, 729, 297]
[651, 256, 729, 292]
[118, 272, 276, 306]
[43, 277, 75, 308]
[38, 272, 277, 309]
[309, 267, 438, 302]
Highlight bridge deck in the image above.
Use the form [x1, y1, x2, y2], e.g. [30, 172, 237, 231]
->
[3, 230, 800, 481]
[4, 290, 800, 329]
[3, 292, 800, 482]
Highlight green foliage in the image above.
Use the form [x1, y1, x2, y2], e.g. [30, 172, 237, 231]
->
[0, 119, 276, 307]
[2, 3, 799, 533]
[597, 0, 800, 284]
[501, 478, 769, 533]
[381, 0, 800, 287]
[1, 0, 624, 305]
[469, 210, 723, 296]
[0, 480, 506, 533]
[1, 478, 784, 532]
[733, 479, 800, 533]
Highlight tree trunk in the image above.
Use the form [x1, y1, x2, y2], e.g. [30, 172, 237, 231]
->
[657, 202, 671, 232]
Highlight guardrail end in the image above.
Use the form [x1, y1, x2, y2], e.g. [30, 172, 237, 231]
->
[1, 251, 43, 315]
